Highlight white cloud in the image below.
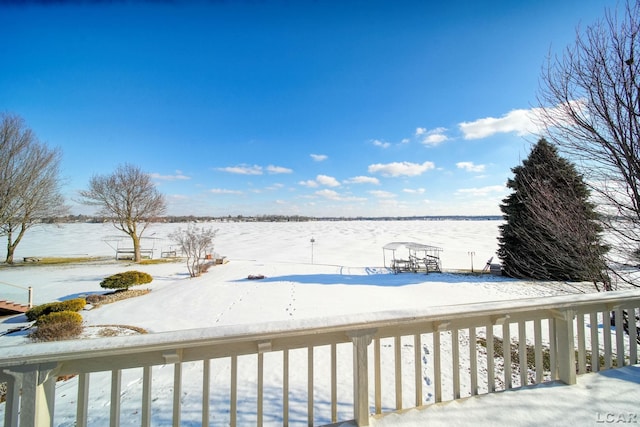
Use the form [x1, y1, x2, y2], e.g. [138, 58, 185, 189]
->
[369, 190, 396, 198]
[315, 189, 341, 200]
[217, 165, 263, 175]
[316, 174, 341, 187]
[416, 127, 449, 147]
[265, 183, 285, 191]
[456, 161, 486, 173]
[210, 188, 243, 195]
[314, 189, 367, 202]
[150, 171, 190, 181]
[310, 154, 328, 162]
[368, 161, 435, 177]
[344, 176, 380, 185]
[459, 108, 542, 140]
[372, 139, 391, 148]
[299, 180, 319, 188]
[267, 165, 293, 174]
[403, 188, 426, 194]
[455, 185, 506, 197]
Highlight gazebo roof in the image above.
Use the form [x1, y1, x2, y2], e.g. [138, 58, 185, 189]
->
[383, 241, 443, 252]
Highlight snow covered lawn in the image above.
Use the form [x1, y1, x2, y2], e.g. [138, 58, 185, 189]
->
[1, 220, 638, 426]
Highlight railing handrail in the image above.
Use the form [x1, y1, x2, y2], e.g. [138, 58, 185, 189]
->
[3, 287, 640, 427]
[0, 280, 29, 291]
[2, 288, 639, 370]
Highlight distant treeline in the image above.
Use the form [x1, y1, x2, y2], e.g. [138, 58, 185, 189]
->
[42, 214, 503, 223]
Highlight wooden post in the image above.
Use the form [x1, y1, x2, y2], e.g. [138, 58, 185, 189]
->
[554, 309, 576, 385]
[348, 329, 376, 427]
[6, 363, 59, 427]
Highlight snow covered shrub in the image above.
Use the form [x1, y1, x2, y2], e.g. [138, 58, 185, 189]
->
[25, 298, 86, 321]
[29, 310, 83, 342]
[100, 270, 152, 290]
[36, 310, 82, 326]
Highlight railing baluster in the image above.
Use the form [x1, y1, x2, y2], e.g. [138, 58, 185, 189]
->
[374, 338, 381, 414]
[202, 360, 210, 427]
[331, 343, 338, 422]
[534, 319, 543, 384]
[503, 323, 512, 389]
[590, 312, 599, 372]
[283, 349, 289, 426]
[394, 335, 402, 409]
[173, 362, 182, 427]
[469, 327, 477, 396]
[142, 366, 152, 427]
[486, 324, 495, 392]
[433, 331, 442, 403]
[110, 369, 121, 427]
[518, 321, 527, 387]
[308, 346, 314, 427]
[76, 372, 90, 427]
[577, 313, 586, 374]
[627, 308, 638, 365]
[230, 355, 237, 427]
[414, 334, 422, 406]
[604, 310, 612, 369]
[0, 369, 21, 427]
[452, 329, 460, 399]
[549, 317, 557, 379]
[615, 307, 625, 367]
[258, 352, 264, 427]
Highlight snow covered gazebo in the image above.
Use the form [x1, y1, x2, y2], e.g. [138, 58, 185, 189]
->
[383, 241, 443, 273]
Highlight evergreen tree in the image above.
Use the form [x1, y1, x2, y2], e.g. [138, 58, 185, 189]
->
[498, 139, 609, 284]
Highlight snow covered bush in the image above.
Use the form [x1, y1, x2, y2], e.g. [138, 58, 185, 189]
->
[25, 297, 86, 322]
[100, 270, 152, 290]
[29, 311, 83, 342]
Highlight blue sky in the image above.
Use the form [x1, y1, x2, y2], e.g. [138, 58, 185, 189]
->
[0, 0, 610, 217]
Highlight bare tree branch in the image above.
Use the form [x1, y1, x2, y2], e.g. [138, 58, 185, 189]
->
[0, 113, 68, 264]
[79, 163, 166, 262]
[537, 1, 640, 285]
[170, 225, 218, 277]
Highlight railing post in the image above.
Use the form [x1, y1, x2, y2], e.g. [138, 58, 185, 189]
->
[1, 370, 22, 427]
[348, 329, 376, 427]
[28, 286, 33, 308]
[553, 309, 576, 385]
[2, 362, 58, 427]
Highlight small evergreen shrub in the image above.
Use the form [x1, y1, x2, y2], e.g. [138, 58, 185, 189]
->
[35, 310, 83, 326]
[100, 270, 153, 290]
[25, 298, 87, 322]
[29, 310, 83, 342]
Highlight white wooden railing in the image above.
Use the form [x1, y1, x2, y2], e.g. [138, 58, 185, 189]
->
[1, 289, 640, 427]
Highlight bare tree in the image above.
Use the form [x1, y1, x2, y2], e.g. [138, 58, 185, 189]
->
[170, 225, 218, 277]
[0, 113, 68, 264]
[537, 1, 640, 284]
[79, 163, 166, 262]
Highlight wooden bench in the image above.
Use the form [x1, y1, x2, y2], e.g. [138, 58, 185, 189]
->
[116, 249, 154, 260]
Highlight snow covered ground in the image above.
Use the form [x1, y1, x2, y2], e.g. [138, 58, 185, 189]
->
[1, 220, 638, 426]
